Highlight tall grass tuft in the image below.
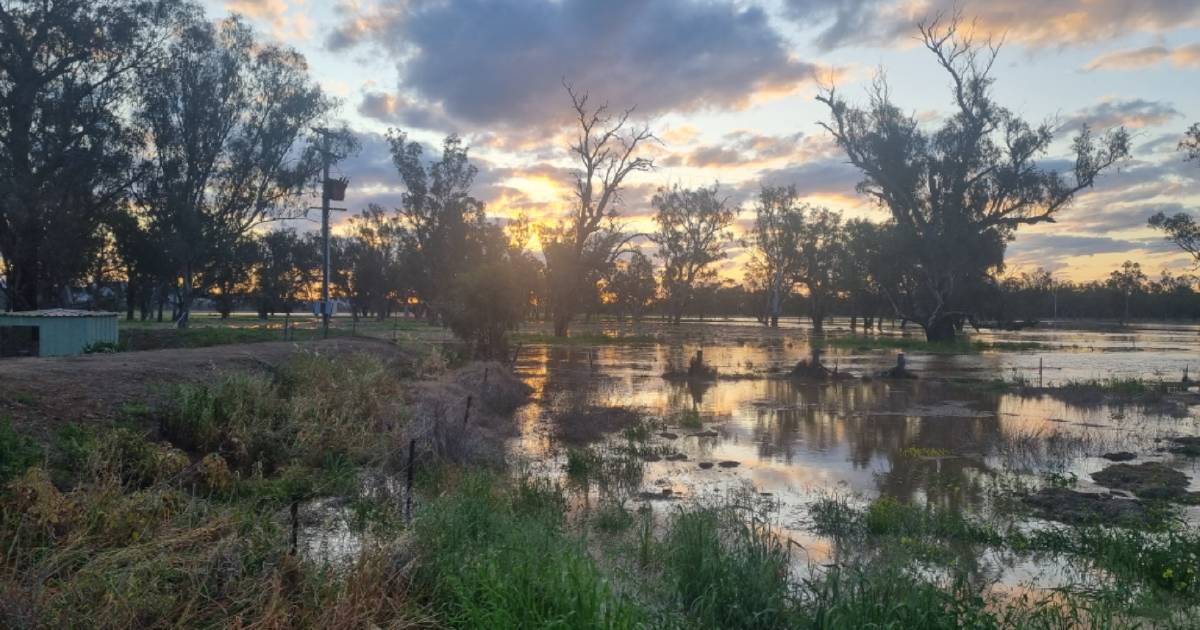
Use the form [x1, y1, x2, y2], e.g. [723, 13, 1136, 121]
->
[662, 507, 797, 628]
[413, 473, 645, 628]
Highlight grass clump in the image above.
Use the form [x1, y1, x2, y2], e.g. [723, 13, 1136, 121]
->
[413, 472, 644, 628]
[662, 506, 798, 628]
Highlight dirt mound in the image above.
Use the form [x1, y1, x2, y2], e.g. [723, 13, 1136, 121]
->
[0, 337, 409, 439]
[401, 362, 532, 467]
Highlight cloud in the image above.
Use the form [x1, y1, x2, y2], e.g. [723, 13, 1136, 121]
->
[225, 0, 312, 40]
[783, 0, 1200, 50]
[1058, 98, 1181, 133]
[1084, 43, 1200, 71]
[328, 0, 823, 131]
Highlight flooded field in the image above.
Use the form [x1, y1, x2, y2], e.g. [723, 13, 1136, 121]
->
[512, 318, 1200, 595]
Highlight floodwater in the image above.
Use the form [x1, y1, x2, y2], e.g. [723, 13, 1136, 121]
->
[510, 318, 1200, 587]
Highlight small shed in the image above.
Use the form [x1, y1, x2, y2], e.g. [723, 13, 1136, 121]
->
[0, 309, 119, 357]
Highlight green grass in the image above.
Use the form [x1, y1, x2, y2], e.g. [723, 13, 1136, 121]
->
[826, 334, 1049, 354]
[811, 494, 1200, 605]
[0, 416, 43, 482]
[116, 314, 440, 351]
[662, 507, 798, 628]
[413, 473, 645, 628]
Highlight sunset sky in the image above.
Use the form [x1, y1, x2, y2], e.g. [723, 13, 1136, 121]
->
[206, 0, 1200, 283]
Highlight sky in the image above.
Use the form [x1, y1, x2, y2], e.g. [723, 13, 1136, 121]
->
[207, 0, 1200, 284]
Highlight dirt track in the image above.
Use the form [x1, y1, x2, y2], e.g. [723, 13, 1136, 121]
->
[0, 338, 407, 437]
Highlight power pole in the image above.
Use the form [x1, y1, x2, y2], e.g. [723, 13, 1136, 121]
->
[311, 128, 348, 340]
[320, 132, 331, 339]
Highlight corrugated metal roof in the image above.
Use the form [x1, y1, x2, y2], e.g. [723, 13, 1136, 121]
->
[0, 309, 118, 318]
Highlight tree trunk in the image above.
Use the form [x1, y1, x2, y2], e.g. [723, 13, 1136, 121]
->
[924, 314, 957, 342]
[553, 313, 571, 337]
[125, 277, 136, 321]
[176, 265, 192, 329]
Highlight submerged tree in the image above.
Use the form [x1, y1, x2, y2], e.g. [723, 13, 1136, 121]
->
[817, 14, 1129, 341]
[747, 186, 803, 327]
[542, 83, 654, 337]
[652, 184, 737, 324]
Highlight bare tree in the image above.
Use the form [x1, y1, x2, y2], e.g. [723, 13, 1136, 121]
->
[817, 13, 1129, 341]
[652, 183, 737, 324]
[541, 82, 654, 337]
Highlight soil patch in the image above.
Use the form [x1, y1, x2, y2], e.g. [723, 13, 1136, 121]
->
[551, 405, 647, 446]
[1091, 462, 1191, 500]
[1024, 487, 1154, 527]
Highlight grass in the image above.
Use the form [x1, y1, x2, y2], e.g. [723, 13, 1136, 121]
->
[826, 334, 1049, 354]
[412, 472, 645, 628]
[662, 506, 798, 628]
[116, 313, 441, 351]
[0, 352, 419, 628]
[512, 331, 659, 346]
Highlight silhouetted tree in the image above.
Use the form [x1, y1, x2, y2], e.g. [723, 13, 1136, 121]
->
[541, 83, 654, 337]
[818, 14, 1129, 341]
[387, 132, 484, 320]
[605, 251, 657, 321]
[1108, 260, 1147, 325]
[791, 206, 844, 333]
[747, 186, 803, 327]
[344, 204, 409, 319]
[137, 12, 335, 327]
[254, 229, 318, 318]
[0, 0, 162, 310]
[651, 184, 736, 324]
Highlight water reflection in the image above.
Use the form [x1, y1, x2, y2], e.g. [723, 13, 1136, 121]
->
[512, 321, 1200, 520]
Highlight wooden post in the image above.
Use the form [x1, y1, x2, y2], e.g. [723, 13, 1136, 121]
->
[1039, 357, 1043, 388]
[462, 395, 473, 426]
[289, 500, 299, 555]
[405, 439, 416, 522]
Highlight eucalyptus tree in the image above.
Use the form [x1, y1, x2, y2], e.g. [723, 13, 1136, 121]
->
[651, 183, 737, 324]
[817, 14, 1129, 341]
[747, 185, 803, 327]
[387, 132, 484, 320]
[344, 203, 410, 319]
[137, 11, 334, 327]
[254, 228, 318, 318]
[541, 83, 654, 336]
[0, 0, 165, 310]
[791, 206, 845, 333]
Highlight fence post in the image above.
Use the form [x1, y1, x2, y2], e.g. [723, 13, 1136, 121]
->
[405, 439, 416, 523]
[462, 395, 473, 426]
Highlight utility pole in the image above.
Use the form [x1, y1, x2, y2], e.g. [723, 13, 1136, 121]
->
[311, 128, 349, 340]
[320, 131, 332, 339]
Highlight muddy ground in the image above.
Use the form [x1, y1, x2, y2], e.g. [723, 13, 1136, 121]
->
[0, 338, 410, 438]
